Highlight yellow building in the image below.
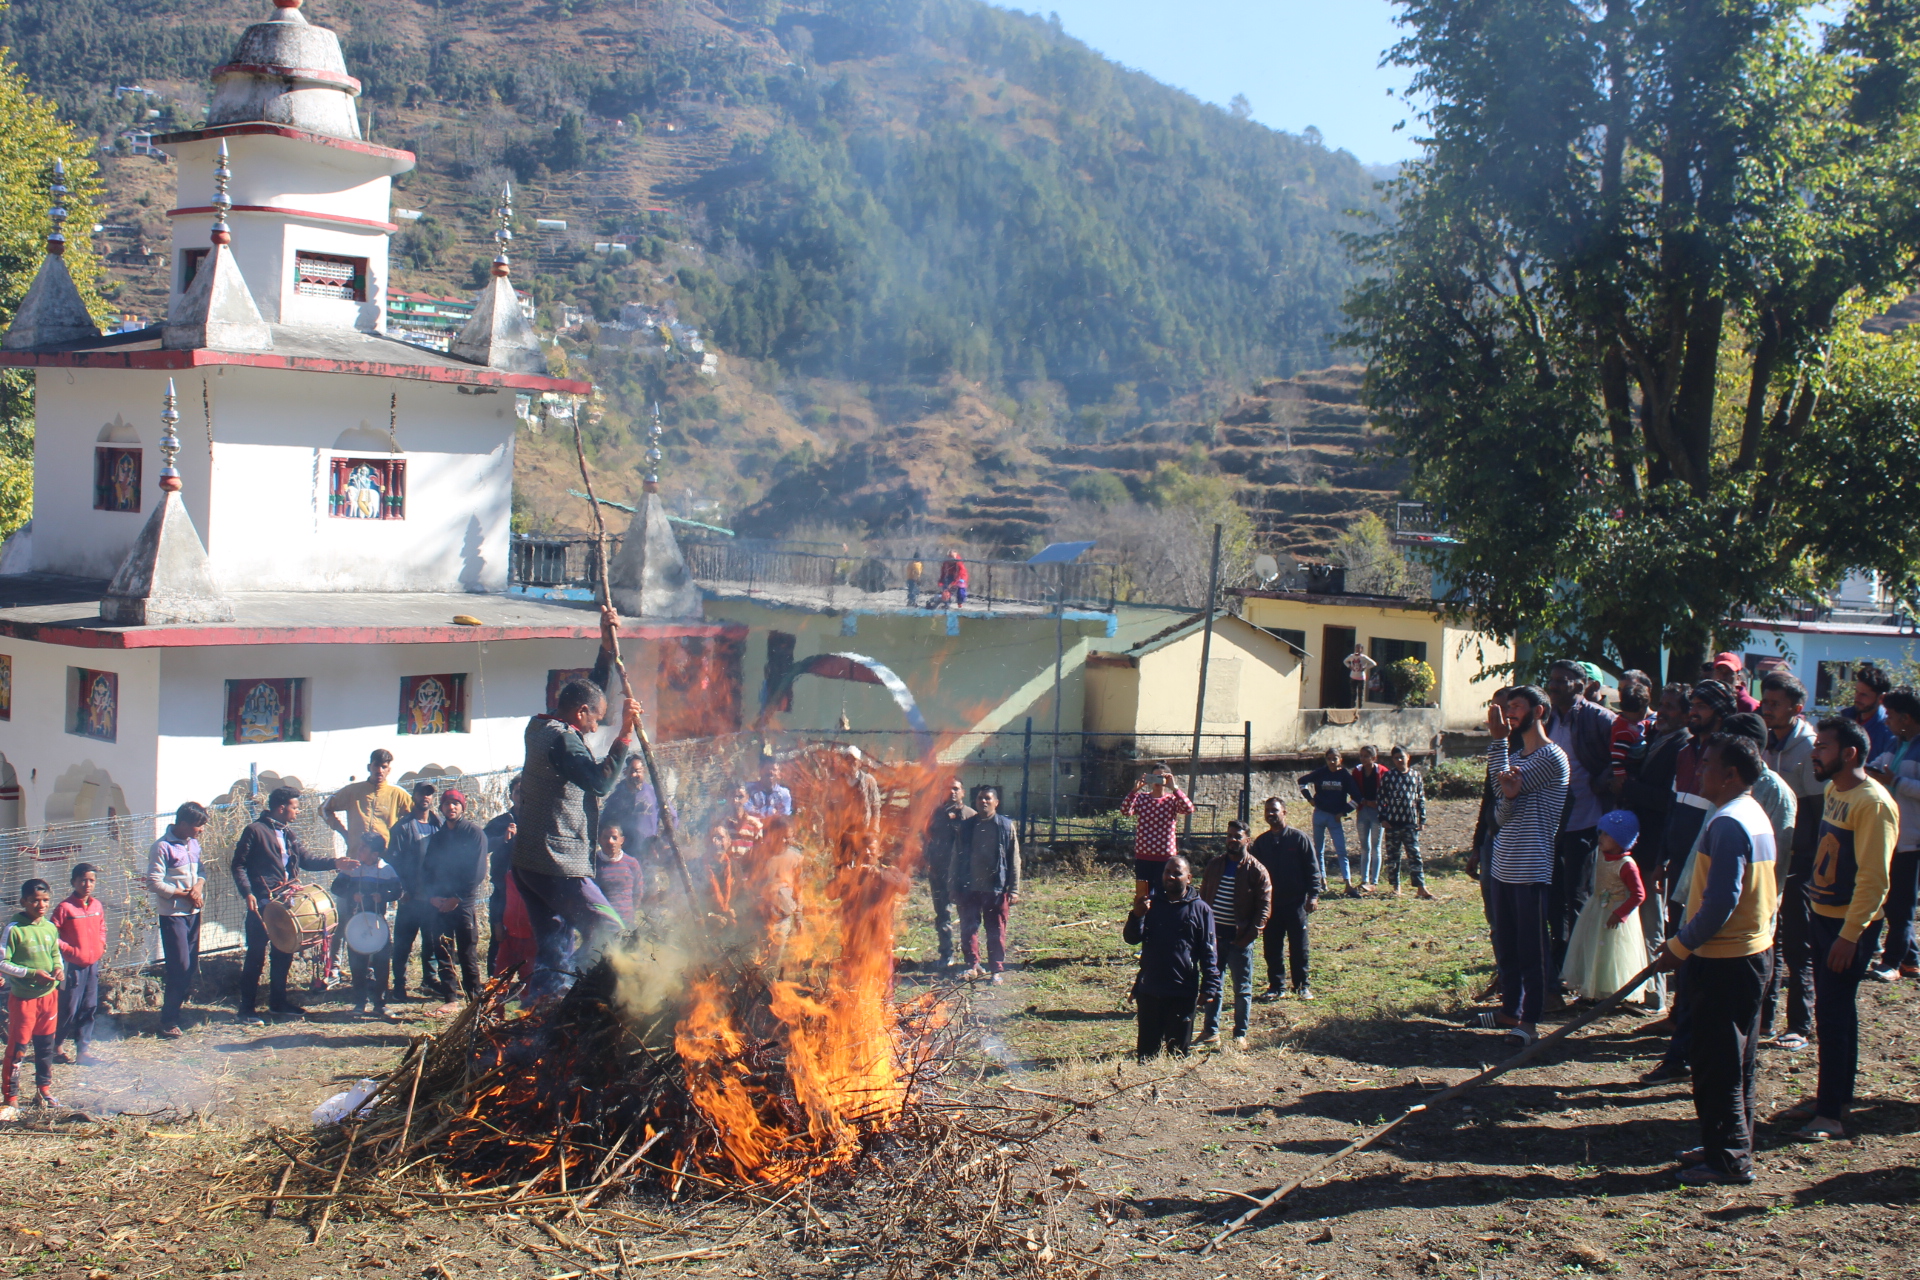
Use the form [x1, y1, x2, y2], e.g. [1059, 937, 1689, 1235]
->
[1230, 587, 1512, 729]
[1085, 611, 1304, 756]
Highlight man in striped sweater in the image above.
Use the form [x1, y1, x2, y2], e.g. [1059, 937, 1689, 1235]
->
[1484, 686, 1570, 1043]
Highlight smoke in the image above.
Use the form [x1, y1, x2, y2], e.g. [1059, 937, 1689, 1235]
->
[606, 930, 696, 1022]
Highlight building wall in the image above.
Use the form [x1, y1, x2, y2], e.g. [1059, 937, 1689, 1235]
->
[0, 638, 162, 819]
[1124, 621, 1304, 755]
[1236, 596, 1511, 728]
[703, 600, 1111, 754]
[1739, 627, 1920, 709]
[30, 367, 516, 591]
[169, 133, 398, 331]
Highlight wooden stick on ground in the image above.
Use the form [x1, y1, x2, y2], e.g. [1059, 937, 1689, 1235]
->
[567, 404, 699, 907]
[311, 1121, 361, 1245]
[1202, 959, 1662, 1255]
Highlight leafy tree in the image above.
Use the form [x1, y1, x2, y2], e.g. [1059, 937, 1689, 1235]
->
[1345, 1, 1920, 678]
[0, 15, 104, 535]
[1333, 511, 1422, 598]
[1067, 471, 1130, 508]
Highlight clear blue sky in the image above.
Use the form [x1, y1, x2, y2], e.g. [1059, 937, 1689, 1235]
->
[996, 1, 1854, 168]
[995, 1, 1413, 165]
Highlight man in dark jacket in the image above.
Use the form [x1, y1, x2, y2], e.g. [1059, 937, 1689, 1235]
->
[386, 783, 445, 1001]
[1123, 855, 1218, 1061]
[922, 778, 974, 969]
[230, 787, 356, 1024]
[423, 789, 489, 1005]
[1545, 659, 1618, 972]
[483, 777, 518, 973]
[1298, 749, 1358, 896]
[1197, 821, 1273, 1049]
[954, 786, 1020, 983]
[1252, 797, 1320, 1000]
[513, 606, 641, 1003]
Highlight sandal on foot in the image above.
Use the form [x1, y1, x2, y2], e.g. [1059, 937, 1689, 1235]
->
[1470, 1010, 1518, 1029]
[1791, 1117, 1846, 1142]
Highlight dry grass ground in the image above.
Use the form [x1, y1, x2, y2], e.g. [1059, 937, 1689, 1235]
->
[1, 801, 1916, 1278]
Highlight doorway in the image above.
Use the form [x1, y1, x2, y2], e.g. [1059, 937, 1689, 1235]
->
[1320, 625, 1357, 708]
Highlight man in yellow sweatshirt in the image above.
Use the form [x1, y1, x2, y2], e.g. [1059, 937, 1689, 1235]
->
[1774, 717, 1896, 1142]
[1653, 734, 1779, 1185]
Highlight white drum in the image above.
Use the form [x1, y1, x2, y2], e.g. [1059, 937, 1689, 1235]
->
[345, 910, 391, 955]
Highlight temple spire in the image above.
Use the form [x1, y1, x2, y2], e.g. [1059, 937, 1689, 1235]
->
[163, 138, 272, 352]
[450, 181, 545, 373]
[100, 379, 235, 626]
[1, 157, 101, 350]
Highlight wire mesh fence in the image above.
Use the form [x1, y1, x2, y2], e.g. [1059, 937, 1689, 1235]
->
[0, 726, 1261, 974]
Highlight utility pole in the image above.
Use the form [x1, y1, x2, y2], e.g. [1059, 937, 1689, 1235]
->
[1050, 565, 1064, 849]
[1186, 523, 1223, 834]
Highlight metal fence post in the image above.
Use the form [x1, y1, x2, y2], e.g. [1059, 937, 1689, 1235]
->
[1020, 717, 1033, 840]
[1242, 721, 1252, 824]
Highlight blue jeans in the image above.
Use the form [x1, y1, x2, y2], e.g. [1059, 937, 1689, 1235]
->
[1355, 809, 1383, 884]
[1203, 932, 1255, 1038]
[513, 868, 626, 1003]
[1311, 811, 1349, 883]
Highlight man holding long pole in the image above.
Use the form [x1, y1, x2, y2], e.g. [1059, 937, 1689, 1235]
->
[512, 605, 641, 1004]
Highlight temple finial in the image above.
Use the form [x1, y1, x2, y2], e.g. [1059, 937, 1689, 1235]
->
[159, 379, 182, 492]
[645, 402, 663, 492]
[46, 158, 68, 257]
[211, 140, 233, 246]
[492, 183, 513, 278]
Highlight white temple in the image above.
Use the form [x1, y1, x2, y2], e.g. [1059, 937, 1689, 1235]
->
[0, 0, 731, 826]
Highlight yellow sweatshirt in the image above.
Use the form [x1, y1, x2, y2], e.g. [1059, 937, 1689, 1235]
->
[1812, 776, 1897, 941]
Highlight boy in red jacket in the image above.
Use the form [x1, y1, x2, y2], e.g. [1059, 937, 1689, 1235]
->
[51, 864, 107, 1066]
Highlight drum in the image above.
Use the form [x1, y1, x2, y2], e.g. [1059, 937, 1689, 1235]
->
[262, 883, 338, 955]
[345, 910, 390, 956]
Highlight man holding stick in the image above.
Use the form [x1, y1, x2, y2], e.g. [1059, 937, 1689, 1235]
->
[1651, 733, 1779, 1185]
[512, 604, 642, 1004]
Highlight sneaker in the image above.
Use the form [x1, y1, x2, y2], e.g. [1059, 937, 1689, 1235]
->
[989, 972, 1003, 986]
[1232, 1036, 1249, 1051]
[1639, 1062, 1690, 1085]
[1768, 1032, 1810, 1051]
[237, 1013, 267, 1027]
[1345, 885, 1362, 899]
[1868, 967, 1899, 983]
[1255, 989, 1284, 1004]
[1676, 1162, 1753, 1187]
[1295, 986, 1315, 1001]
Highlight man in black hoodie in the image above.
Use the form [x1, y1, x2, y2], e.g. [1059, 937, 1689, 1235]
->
[1252, 797, 1321, 1000]
[1122, 855, 1218, 1061]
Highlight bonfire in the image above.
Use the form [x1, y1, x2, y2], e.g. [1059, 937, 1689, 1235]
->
[227, 745, 1093, 1278]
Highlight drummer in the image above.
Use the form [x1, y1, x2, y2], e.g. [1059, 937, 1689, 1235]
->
[231, 787, 358, 1025]
[339, 831, 401, 1022]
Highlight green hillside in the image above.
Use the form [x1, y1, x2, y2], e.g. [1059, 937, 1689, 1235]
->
[3, 0, 1396, 550]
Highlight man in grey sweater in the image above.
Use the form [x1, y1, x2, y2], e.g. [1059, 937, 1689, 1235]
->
[512, 606, 642, 1003]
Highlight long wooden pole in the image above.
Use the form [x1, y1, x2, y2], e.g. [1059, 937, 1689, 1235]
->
[1203, 958, 1662, 1254]
[1185, 523, 1223, 834]
[568, 405, 699, 906]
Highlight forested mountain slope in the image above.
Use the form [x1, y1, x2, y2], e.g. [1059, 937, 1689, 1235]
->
[4, 0, 1395, 551]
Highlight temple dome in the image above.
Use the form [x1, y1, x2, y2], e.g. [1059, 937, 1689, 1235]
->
[206, 0, 362, 140]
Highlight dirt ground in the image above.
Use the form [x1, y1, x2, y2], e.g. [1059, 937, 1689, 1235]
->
[2, 799, 1916, 1278]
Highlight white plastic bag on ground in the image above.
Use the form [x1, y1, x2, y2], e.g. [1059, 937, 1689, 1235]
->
[312, 1078, 380, 1127]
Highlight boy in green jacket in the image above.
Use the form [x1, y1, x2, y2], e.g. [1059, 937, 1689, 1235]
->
[1, 878, 64, 1107]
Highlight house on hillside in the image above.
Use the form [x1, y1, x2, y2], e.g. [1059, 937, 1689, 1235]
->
[1232, 585, 1511, 729]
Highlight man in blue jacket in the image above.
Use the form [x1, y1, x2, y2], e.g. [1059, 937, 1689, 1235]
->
[1123, 855, 1218, 1061]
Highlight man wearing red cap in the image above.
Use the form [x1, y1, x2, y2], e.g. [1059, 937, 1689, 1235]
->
[1711, 653, 1761, 713]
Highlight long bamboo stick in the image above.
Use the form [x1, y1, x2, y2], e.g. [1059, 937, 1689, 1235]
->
[567, 405, 699, 907]
[1203, 959, 1662, 1254]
